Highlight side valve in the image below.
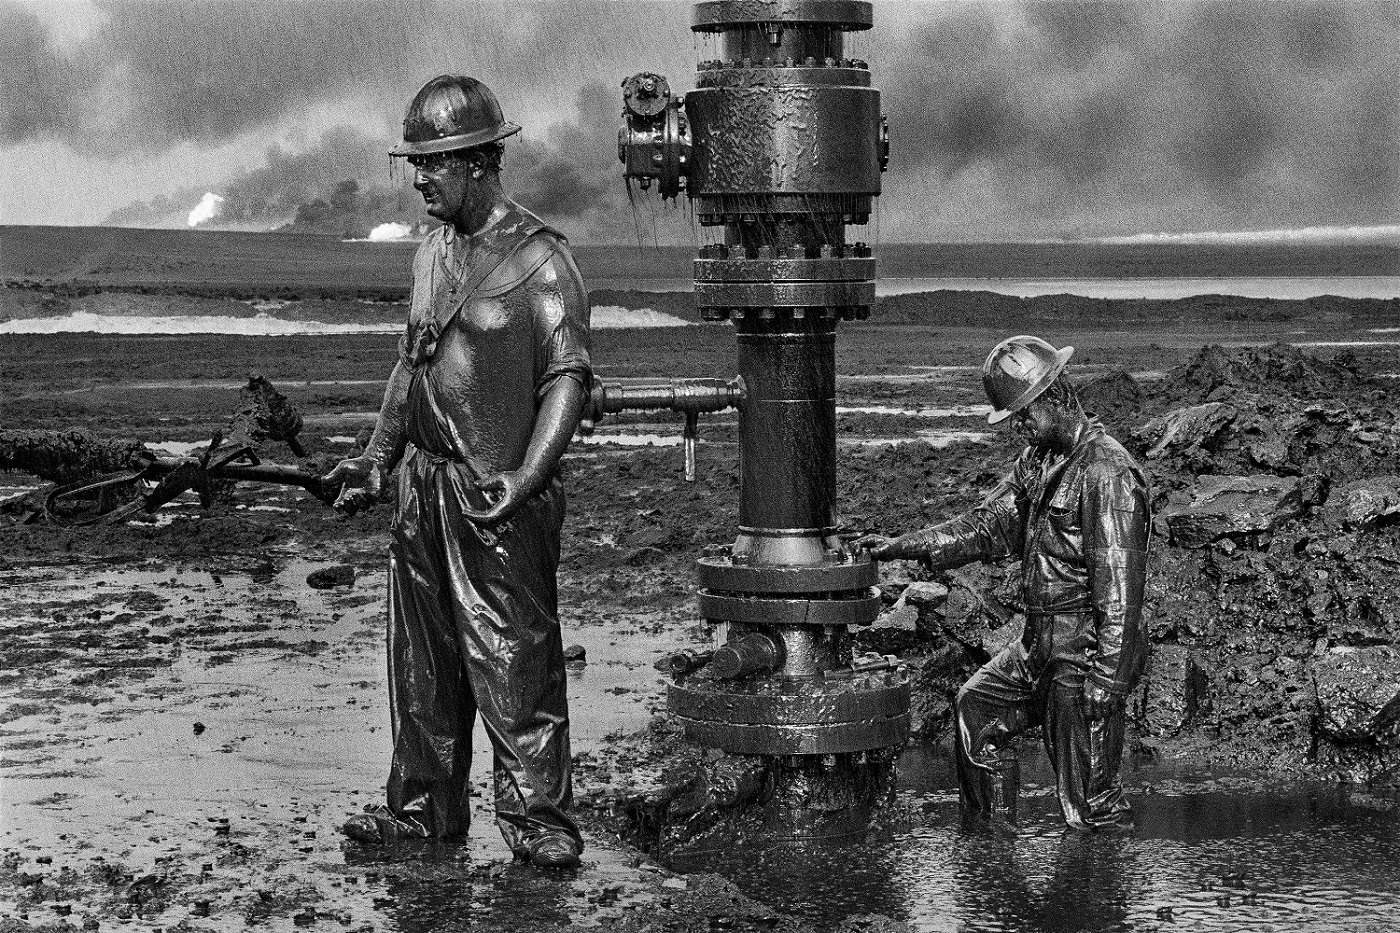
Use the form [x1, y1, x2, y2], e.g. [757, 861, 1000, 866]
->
[618, 72, 690, 199]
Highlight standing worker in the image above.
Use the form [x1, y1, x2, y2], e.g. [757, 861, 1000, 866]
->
[325, 75, 591, 868]
[857, 336, 1150, 832]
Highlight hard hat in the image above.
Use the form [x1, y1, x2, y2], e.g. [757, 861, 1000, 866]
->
[981, 335, 1075, 425]
[390, 75, 521, 158]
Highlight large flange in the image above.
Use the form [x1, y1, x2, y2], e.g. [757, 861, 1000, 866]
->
[697, 588, 882, 626]
[695, 280, 874, 308]
[697, 66, 872, 89]
[695, 256, 875, 282]
[670, 675, 908, 725]
[696, 556, 878, 594]
[674, 711, 907, 755]
[691, 0, 873, 31]
[670, 672, 909, 754]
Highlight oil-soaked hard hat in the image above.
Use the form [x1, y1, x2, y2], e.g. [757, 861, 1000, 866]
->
[981, 335, 1075, 425]
[389, 75, 521, 158]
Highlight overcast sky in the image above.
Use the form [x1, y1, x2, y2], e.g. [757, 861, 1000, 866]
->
[2, 0, 1396, 242]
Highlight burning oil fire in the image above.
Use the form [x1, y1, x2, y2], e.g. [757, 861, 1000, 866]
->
[186, 192, 225, 228]
[367, 221, 412, 241]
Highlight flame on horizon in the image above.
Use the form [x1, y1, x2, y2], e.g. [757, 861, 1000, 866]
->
[186, 192, 225, 227]
[367, 221, 412, 241]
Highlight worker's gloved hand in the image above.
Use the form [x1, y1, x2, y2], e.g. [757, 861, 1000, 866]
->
[322, 456, 388, 515]
[463, 469, 542, 527]
[1083, 680, 1124, 722]
[853, 533, 902, 561]
[967, 719, 1018, 772]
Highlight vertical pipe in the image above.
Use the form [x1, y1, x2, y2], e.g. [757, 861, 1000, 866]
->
[732, 324, 838, 567]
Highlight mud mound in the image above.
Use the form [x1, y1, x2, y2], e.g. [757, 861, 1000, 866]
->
[1077, 369, 1144, 437]
[1159, 342, 1372, 408]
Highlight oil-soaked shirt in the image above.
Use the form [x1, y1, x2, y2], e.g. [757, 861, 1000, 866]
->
[907, 421, 1151, 694]
[398, 202, 591, 474]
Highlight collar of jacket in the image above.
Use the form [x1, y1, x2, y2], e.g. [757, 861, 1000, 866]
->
[1028, 418, 1106, 512]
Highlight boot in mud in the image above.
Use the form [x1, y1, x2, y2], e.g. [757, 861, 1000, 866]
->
[341, 805, 432, 845]
[521, 833, 581, 869]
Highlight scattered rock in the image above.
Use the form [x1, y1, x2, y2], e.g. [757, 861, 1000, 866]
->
[1313, 645, 1400, 783]
[870, 605, 917, 632]
[307, 564, 355, 589]
[1313, 646, 1400, 743]
[564, 644, 588, 665]
[1163, 474, 1302, 548]
[1136, 402, 1237, 460]
[1324, 476, 1400, 530]
[899, 580, 949, 626]
[1135, 645, 1210, 735]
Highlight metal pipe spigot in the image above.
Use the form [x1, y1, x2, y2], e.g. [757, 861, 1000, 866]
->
[655, 648, 716, 675]
[710, 633, 783, 679]
[579, 376, 744, 481]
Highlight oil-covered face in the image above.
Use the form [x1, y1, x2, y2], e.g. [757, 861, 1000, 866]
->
[409, 151, 472, 222]
[1012, 397, 1062, 451]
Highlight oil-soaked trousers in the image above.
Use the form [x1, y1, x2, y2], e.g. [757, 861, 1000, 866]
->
[383, 448, 580, 852]
[956, 611, 1132, 832]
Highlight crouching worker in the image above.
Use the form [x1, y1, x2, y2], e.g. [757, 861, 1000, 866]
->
[857, 336, 1150, 832]
[323, 75, 590, 868]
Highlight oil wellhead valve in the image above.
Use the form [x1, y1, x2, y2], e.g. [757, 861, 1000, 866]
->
[618, 0, 906, 841]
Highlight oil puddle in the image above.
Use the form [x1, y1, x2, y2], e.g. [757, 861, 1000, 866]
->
[0, 555, 675, 931]
[673, 743, 1400, 932]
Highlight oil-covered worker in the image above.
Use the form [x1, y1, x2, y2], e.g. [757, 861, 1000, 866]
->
[324, 75, 591, 868]
[857, 336, 1150, 832]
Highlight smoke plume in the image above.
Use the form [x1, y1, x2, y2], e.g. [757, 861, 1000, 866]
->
[878, 0, 1399, 238]
[6, 0, 1397, 240]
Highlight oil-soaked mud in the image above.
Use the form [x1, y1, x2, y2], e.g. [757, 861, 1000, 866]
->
[3, 314, 1400, 930]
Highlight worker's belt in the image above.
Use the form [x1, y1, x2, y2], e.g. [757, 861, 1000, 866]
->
[414, 449, 467, 466]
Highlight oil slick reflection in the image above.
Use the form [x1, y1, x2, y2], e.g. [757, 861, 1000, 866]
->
[673, 744, 1400, 932]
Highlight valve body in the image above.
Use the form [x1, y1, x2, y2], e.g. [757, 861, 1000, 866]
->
[620, 0, 908, 836]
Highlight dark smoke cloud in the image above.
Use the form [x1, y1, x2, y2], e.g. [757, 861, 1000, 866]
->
[0, 3, 78, 143]
[103, 126, 408, 230]
[9, 1, 1398, 240]
[880, 0, 1399, 238]
[103, 86, 638, 237]
[1, 1, 692, 154]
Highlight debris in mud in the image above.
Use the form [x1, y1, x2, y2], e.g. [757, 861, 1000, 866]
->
[227, 374, 307, 457]
[0, 429, 145, 486]
[307, 564, 356, 589]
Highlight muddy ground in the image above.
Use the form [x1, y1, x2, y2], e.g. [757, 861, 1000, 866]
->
[3, 296, 1400, 931]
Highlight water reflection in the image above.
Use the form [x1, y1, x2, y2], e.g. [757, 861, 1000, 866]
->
[342, 843, 574, 933]
[678, 742, 1400, 932]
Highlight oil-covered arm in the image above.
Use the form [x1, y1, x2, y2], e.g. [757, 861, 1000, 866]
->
[321, 237, 431, 514]
[467, 242, 591, 526]
[859, 453, 1031, 567]
[1081, 457, 1151, 698]
[322, 360, 411, 513]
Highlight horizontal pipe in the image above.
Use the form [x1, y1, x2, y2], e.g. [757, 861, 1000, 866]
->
[589, 376, 744, 418]
[711, 632, 784, 679]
